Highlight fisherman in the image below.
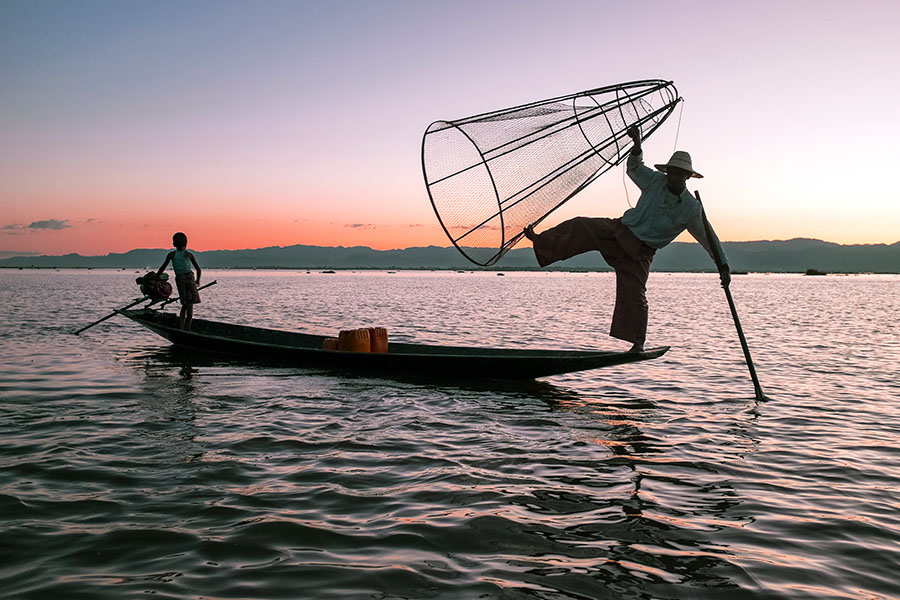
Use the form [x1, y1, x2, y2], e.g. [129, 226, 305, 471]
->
[525, 126, 730, 353]
[157, 232, 202, 330]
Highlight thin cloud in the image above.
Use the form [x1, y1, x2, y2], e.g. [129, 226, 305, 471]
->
[28, 219, 70, 230]
[341, 223, 426, 230]
[1, 224, 28, 235]
[3, 219, 77, 234]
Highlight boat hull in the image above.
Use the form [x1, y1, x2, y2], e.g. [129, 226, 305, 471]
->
[119, 309, 669, 380]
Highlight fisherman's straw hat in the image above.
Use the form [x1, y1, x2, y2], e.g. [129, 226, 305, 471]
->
[655, 151, 703, 179]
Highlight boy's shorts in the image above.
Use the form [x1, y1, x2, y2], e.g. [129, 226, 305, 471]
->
[175, 273, 201, 305]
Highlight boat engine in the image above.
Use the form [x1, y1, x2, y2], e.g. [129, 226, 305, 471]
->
[135, 272, 172, 300]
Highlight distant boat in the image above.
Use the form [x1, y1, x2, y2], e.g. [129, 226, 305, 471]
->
[805, 268, 827, 276]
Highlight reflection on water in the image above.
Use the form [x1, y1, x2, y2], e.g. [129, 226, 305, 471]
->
[1, 270, 899, 599]
[513, 387, 761, 597]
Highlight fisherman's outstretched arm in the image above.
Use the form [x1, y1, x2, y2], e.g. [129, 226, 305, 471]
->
[687, 215, 731, 288]
[625, 126, 654, 188]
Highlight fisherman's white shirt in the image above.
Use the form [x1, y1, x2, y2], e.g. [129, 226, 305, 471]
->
[623, 151, 728, 264]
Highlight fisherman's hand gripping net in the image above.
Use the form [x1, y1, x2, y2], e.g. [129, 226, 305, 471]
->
[422, 79, 680, 266]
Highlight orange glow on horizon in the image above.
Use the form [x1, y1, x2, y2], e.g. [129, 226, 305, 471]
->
[0, 213, 453, 257]
[3, 208, 899, 258]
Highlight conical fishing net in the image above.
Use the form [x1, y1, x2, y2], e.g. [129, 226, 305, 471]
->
[422, 79, 680, 266]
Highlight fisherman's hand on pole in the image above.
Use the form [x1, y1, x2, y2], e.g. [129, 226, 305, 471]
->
[718, 263, 731, 288]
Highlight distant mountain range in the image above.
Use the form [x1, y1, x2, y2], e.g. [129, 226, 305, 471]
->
[1, 238, 898, 273]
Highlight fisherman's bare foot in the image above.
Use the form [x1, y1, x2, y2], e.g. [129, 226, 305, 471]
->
[523, 225, 537, 242]
[628, 343, 644, 354]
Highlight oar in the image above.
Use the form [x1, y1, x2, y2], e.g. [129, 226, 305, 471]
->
[74, 295, 150, 335]
[75, 279, 218, 335]
[695, 191, 768, 401]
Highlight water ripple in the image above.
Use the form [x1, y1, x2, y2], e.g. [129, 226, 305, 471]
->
[1, 271, 899, 599]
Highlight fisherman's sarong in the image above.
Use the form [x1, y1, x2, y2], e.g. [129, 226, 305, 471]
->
[175, 272, 201, 305]
[531, 217, 655, 345]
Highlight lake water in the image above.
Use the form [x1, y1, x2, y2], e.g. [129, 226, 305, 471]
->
[1, 269, 898, 599]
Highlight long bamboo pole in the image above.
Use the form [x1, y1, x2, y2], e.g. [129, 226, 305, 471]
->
[695, 191, 767, 401]
[74, 296, 148, 335]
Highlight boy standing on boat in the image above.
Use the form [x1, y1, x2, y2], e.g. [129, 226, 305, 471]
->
[157, 232, 202, 330]
[525, 126, 730, 353]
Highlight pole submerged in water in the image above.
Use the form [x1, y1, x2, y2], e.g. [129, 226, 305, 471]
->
[722, 280, 767, 401]
[695, 191, 768, 402]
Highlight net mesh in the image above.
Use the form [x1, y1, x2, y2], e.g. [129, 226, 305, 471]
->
[422, 80, 680, 266]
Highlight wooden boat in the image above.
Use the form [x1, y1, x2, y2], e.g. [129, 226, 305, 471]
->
[119, 308, 669, 380]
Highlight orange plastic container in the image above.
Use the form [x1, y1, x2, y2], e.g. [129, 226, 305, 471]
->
[368, 327, 388, 353]
[322, 337, 340, 351]
[338, 328, 371, 352]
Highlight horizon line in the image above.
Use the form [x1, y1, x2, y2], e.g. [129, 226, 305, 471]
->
[2, 236, 900, 260]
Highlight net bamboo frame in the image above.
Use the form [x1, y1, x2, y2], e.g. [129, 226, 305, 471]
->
[422, 79, 681, 266]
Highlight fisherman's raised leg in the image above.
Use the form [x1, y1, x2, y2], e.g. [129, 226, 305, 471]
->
[528, 217, 620, 267]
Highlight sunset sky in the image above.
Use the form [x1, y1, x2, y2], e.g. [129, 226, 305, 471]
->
[2, 0, 899, 258]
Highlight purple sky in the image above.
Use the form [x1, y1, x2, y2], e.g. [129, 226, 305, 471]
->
[2, 0, 898, 255]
